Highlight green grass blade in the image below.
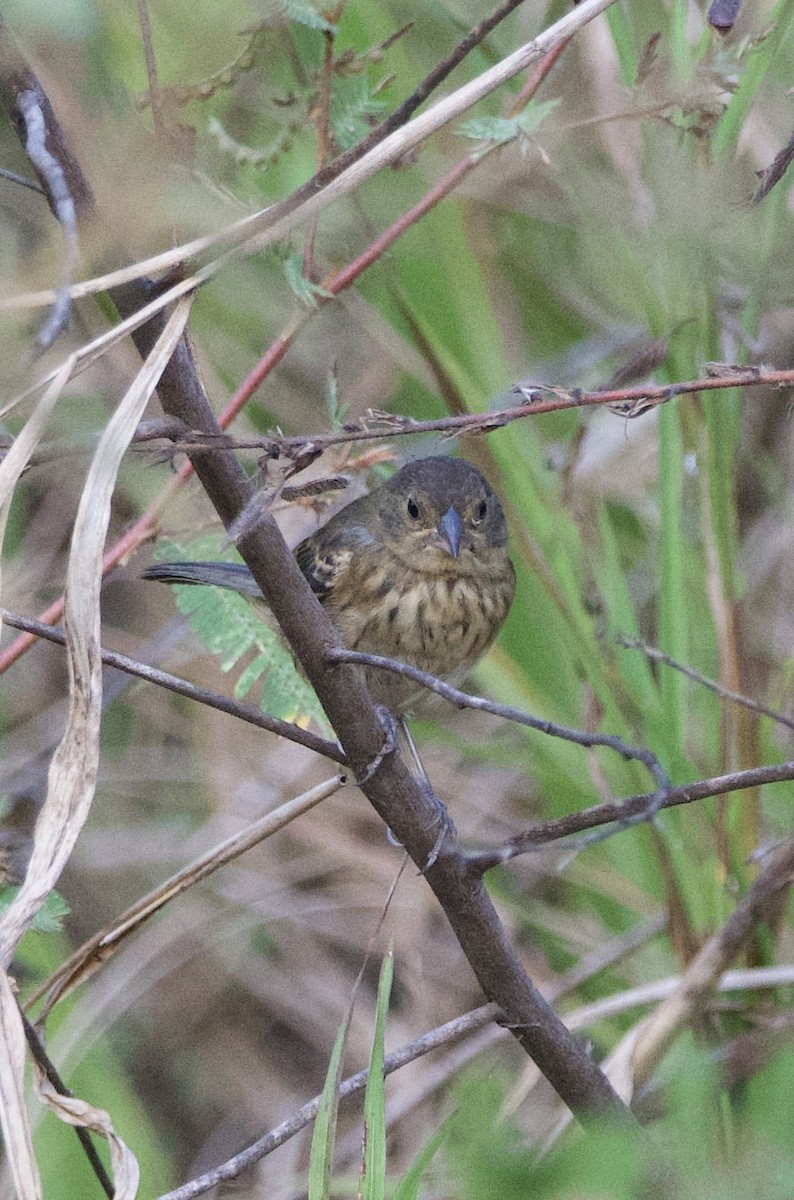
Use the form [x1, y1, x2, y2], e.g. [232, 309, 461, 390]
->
[361, 945, 393, 1200]
[712, 0, 794, 161]
[392, 1125, 447, 1200]
[308, 1012, 351, 1200]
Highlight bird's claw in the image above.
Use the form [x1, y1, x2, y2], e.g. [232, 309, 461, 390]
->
[346, 706, 456, 871]
[417, 789, 456, 873]
[345, 705, 399, 786]
[387, 781, 457, 872]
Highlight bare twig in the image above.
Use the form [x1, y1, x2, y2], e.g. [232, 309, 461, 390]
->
[26, 777, 342, 1020]
[466, 761, 794, 873]
[18, 1004, 115, 1199]
[0, 165, 44, 192]
[618, 633, 794, 734]
[326, 646, 671, 797]
[206, 365, 794, 457]
[0, 608, 346, 765]
[137, 0, 167, 146]
[153, 917, 663, 1200]
[155, 1005, 502, 1200]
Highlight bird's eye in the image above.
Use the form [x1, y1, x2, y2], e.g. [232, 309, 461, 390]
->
[472, 498, 488, 525]
[406, 496, 420, 520]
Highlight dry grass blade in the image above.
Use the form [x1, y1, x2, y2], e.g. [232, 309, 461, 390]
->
[0, 294, 194, 965]
[0, 358, 75, 652]
[30, 776, 342, 1019]
[0, 975, 41, 1200]
[0, 358, 75, 501]
[0, 299, 191, 1200]
[32, 1069, 140, 1199]
[0, 271, 199, 421]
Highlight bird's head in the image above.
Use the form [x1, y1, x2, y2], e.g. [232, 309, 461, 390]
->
[375, 457, 509, 572]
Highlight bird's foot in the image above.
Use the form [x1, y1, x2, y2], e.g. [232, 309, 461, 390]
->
[346, 705, 399, 787]
[386, 778, 456, 873]
[352, 707, 456, 871]
[419, 786, 457, 872]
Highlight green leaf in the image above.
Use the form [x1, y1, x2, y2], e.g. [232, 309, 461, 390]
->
[162, 545, 330, 732]
[282, 0, 337, 33]
[458, 115, 521, 146]
[0, 887, 70, 934]
[331, 77, 387, 151]
[459, 104, 559, 147]
[283, 252, 334, 308]
[325, 368, 349, 431]
[362, 945, 393, 1200]
[515, 98, 560, 134]
[233, 651, 270, 701]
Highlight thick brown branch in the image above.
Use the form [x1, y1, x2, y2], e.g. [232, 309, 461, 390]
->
[142, 342, 632, 1127]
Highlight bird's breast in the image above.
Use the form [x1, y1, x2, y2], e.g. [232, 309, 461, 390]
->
[324, 558, 514, 711]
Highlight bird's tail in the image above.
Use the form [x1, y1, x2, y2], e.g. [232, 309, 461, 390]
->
[142, 560, 263, 598]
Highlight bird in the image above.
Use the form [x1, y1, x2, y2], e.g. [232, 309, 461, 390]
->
[143, 456, 516, 717]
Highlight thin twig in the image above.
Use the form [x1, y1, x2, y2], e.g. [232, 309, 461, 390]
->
[618, 633, 794, 734]
[326, 646, 671, 796]
[152, 916, 662, 1200]
[156, 1006, 502, 1200]
[0, 607, 346, 765]
[0, 165, 44, 192]
[7, 363, 792, 473]
[137, 0, 167, 146]
[208, 365, 794, 456]
[466, 760, 794, 873]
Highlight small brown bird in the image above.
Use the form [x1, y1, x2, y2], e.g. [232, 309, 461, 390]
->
[143, 456, 515, 715]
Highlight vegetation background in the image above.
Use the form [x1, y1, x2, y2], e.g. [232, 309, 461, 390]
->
[2, 0, 794, 1196]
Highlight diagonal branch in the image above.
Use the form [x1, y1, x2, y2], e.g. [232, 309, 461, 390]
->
[145, 315, 634, 1128]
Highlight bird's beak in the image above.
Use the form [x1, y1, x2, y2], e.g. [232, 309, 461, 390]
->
[438, 505, 463, 558]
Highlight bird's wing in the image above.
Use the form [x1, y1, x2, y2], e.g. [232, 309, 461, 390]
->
[295, 532, 354, 601]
